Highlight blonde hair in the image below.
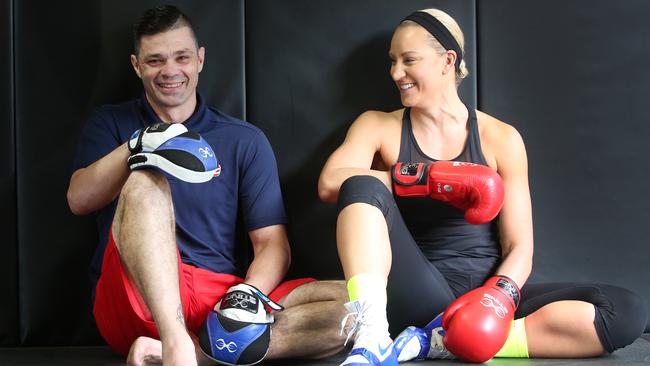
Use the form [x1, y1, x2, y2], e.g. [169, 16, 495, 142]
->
[400, 8, 469, 85]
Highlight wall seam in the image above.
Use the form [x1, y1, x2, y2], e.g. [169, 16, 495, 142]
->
[10, 0, 21, 346]
[474, 0, 481, 110]
[242, 0, 247, 121]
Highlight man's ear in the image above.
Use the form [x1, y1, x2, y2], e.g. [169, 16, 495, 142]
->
[197, 46, 205, 73]
[130, 54, 142, 78]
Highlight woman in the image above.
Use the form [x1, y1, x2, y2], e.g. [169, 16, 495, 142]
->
[318, 8, 646, 366]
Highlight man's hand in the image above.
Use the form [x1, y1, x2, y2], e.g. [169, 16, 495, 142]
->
[127, 123, 219, 183]
[198, 283, 283, 366]
[128, 122, 188, 154]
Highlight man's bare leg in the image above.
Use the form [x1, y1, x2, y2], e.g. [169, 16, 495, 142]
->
[265, 280, 349, 360]
[129, 281, 348, 364]
[114, 170, 196, 366]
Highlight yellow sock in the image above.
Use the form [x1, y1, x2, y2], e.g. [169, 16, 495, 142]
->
[347, 273, 386, 303]
[494, 318, 529, 358]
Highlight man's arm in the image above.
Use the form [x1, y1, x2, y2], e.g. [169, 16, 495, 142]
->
[244, 224, 291, 294]
[67, 142, 131, 215]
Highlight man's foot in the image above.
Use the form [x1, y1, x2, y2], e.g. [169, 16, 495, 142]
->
[126, 333, 200, 366]
[393, 313, 455, 362]
[161, 331, 199, 366]
[127, 336, 163, 366]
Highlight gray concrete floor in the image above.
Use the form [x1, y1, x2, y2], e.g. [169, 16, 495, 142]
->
[0, 335, 648, 365]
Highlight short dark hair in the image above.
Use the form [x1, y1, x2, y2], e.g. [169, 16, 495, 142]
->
[133, 5, 197, 55]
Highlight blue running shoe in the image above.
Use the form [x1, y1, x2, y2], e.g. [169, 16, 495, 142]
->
[392, 313, 455, 362]
[339, 301, 398, 366]
[339, 335, 397, 366]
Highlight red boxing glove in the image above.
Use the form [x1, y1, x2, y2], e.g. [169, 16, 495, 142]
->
[441, 276, 521, 363]
[391, 161, 505, 224]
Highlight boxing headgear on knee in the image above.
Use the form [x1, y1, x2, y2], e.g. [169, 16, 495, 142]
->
[127, 123, 218, 183]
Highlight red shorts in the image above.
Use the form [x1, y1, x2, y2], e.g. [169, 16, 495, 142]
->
[93, 230, 315, 355]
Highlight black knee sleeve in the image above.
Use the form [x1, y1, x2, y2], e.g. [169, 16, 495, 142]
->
[337, 175, 395, 216]
[519, 283, 647, 353]
[592, 285, 647, 352]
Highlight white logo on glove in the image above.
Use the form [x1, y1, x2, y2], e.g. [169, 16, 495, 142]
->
[199, 147, 214, 158]
[451, 162, 478, 167]
[480, 294, 507, 319]
[227, 297, 256, 310]
[215, 339, 238, 353]
[223, 291, 258, 312]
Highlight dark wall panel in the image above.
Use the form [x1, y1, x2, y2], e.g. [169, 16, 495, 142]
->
[8, 0, 648, 348]
[478, 0, 650, 315]
[246, 0, 477, 280]
[15, 0, 244, 345]
[0, 0, 18, 347]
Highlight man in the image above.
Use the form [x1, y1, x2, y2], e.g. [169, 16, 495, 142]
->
[67, 5, 347, 365]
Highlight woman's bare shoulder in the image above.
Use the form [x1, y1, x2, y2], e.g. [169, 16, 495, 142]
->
[476, 110, 523, 145]
[476, 110, 527, 170]
[355, 108, 404, 126]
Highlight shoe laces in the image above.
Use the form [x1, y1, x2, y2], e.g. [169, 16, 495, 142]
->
[428, 327, 455, 359]
[340, 301, 367, 346]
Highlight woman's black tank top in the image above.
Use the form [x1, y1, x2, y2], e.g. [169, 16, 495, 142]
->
[395, 106, 500, 275]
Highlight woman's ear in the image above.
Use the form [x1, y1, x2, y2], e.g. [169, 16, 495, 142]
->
[443, 50, 457, 75]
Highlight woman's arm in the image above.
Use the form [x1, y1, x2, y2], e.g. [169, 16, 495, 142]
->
[318, 111, 395, 203]
[490, 122, 534, 288]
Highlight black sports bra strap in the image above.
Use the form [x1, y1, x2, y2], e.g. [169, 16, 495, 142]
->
[397, 105, 487, 165]
[398, 108, 412, 162]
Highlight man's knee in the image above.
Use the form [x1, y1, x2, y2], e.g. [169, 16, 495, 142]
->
[122, 170, 170, 197]
[117, 171, 172, 217]
[325, 280, 349, 303]
[308, 280, 348, 304]
[282, 280, 348, 308]
[113, 170, 173, 242]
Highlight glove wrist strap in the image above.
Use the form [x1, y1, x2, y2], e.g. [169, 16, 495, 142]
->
[487, 275, 520, 308]
[238, 283, 284, 311]
[392, 162, 430, 196]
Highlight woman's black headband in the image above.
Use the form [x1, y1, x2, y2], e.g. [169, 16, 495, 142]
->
[402, 11, 463, 69]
